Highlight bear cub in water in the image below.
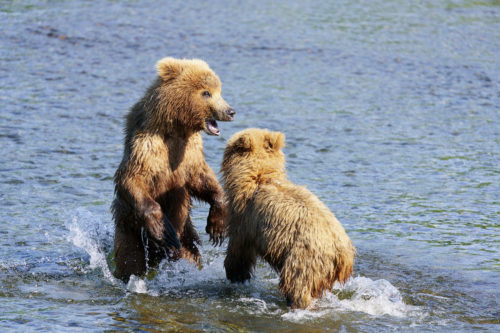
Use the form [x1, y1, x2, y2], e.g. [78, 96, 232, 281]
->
[222, 128, 355, 308]
[112, 57, 235, 281]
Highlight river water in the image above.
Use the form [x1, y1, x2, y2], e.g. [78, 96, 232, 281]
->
[1, 0, 499, 331]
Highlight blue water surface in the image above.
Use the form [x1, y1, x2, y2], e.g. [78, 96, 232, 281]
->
[1, 0, 499, 331]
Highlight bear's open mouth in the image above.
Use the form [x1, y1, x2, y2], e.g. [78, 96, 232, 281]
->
[205, 118, 220, 136]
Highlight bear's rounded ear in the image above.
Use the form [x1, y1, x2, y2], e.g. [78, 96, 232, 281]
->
[236, 134, 253, 151]
[265, 131, 285, 151]
[156, 57, 183, 82]
[274, 132, 285, 150]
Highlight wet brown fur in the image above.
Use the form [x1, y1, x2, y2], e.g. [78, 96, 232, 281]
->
[112, 58, 233, 281]
[222, 128, 355, 309]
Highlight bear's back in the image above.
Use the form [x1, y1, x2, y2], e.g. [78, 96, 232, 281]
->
[252, 180, 351, 258]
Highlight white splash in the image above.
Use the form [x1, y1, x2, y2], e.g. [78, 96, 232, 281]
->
[126, 275, 150, 294]
[66, 208, 119, 285]
[149, 255, 227, 293]
[282, 276, 422, 322]
[66, 207, 228, 294]
[65, 208, 422, 322]
[331, 276, 409, 316]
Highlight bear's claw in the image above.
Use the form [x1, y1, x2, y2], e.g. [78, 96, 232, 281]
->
[206, 203, 227, 246]
[206, 225, 225, 246]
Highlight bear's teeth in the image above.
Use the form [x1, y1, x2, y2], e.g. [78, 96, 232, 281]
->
[206, 119, 220, 135]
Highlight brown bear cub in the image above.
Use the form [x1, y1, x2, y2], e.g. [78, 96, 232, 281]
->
[222, 128, 355, 309]
[112, 57, 235, 282]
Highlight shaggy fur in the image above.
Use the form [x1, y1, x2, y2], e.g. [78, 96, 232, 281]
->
[222, 128, 355, 309]
[112, 57, 235, 282]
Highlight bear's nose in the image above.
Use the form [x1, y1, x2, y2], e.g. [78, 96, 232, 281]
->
[226, 108, 236, 119]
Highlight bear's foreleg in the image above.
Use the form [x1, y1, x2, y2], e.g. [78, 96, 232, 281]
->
[141, 199, 180, 250]
[186, 163, 227, 245]
[118, 176, 180, 250]
[178, 216, 201, 265]
[224, 237, 256, 283]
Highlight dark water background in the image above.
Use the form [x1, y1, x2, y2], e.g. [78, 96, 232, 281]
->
[1, 0, 499, 331]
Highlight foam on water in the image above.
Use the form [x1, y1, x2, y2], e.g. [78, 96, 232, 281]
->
[230, 296, 283, 316]
[282, 276, 424, 322]
[126, 275, 149, 294]
[67, 208, 424, 321]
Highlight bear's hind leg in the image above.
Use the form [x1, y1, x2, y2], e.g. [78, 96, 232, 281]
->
[279, 255, 314, 309]
[113, 224, 147, 282]
[280, 279, 312, 309]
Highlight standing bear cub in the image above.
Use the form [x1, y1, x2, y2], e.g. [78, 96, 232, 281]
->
[222, 128, 355, 309]
[112, 57, 235, 282]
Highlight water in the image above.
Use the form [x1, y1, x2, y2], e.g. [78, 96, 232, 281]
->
[1, 0, 499, 331]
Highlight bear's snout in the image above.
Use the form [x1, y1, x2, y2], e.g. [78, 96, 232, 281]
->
[212, 106, 235, 122]
[210, 95, 235, 122]
[226, 108, 236, 121]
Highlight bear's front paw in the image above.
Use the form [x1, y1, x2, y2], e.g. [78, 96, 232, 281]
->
[142, 201, 164, 241]
[206, 205, 226, 246]
[142, 201, 180, 249]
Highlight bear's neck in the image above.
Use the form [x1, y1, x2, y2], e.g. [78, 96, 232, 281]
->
[223, 163, 286, 213]
[145, 118, 199, 140]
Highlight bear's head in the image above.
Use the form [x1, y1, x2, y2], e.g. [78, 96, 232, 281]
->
[222, 128, 286, 172]
[155, 57, 235, 136]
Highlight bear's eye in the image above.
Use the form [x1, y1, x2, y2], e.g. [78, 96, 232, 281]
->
[202, 90, 212, 98]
